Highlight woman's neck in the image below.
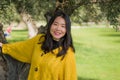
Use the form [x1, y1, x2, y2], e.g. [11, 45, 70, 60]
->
[52, 38, 60, 41]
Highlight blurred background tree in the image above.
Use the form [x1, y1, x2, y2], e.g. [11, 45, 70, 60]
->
[0, 0, 120, 35]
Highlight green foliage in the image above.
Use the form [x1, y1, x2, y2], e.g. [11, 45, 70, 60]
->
[98, 0, 120, 31]
[71, 3, 103, 24]
[11, 0, 56, 20]
[0, 0, 120, 30]
[0, 2, 20, 24]
[0, 0, 56, 22]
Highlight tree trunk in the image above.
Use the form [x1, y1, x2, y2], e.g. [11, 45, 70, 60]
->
[20, 12, 38, 38]
[16, 21, 27, 30]
[0, 23, 30, 80]
[0, 23, 7, 80]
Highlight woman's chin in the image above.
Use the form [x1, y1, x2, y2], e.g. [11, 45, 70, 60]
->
[53, 37, 60, 41]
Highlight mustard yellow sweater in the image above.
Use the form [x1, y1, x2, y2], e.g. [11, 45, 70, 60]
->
[2, 34, 77, 80]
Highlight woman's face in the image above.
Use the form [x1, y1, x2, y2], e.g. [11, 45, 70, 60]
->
[50, 16, 66, 41]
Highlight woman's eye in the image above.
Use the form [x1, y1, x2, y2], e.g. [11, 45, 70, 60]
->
[53, 23, 57, 26]
[62, 26, 65, 28]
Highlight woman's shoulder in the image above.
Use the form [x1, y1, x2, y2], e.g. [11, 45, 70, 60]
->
[27, 34, 45, 43]
[36, 33, 45, 37]
[67, 47, 74, 53]
[65, 47, 75, 57]
[35, 33, 45, 43]
[33, 34, 45, 40]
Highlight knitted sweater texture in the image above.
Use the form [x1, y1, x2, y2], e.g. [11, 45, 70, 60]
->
[2, 34, 77, 80]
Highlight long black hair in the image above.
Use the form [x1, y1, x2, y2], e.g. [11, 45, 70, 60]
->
[41, 11, 75, 57]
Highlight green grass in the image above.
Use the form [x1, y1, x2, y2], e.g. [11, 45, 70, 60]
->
[7, 30, 28, 42]
[72, 28, 120, 80]
[7, 28, 120, 80]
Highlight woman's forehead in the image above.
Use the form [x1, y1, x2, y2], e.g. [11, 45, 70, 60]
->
[54, 16, 66, 25]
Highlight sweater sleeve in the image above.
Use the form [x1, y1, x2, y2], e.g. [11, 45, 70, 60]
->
[59, 48, 77, 80]
[2, 34, 41, 63]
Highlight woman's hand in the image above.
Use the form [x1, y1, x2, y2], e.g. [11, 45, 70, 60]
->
[0, 42, 3, 47]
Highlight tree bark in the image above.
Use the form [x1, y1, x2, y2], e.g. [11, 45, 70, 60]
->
[20, 12, 38, 38]
[0, 27, 7, 80]
[0, 23, 30, 80]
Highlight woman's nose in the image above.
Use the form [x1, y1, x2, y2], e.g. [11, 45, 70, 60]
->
[56, 25, 61, 30]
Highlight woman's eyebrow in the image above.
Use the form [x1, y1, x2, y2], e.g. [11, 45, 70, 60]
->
[54, 21, 65, 25]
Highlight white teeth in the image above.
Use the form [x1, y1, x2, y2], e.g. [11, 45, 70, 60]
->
[55, 32, 60, 35]
[56, 33, 60, 34]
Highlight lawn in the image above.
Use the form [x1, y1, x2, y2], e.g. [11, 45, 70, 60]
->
[72, 27, 120, 80]
[7, 27, 120, 80]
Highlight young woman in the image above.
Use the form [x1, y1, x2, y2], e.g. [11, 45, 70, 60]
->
[0, 11, 77, 80]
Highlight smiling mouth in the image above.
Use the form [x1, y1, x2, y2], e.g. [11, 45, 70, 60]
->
[54, 31, 61, 36]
